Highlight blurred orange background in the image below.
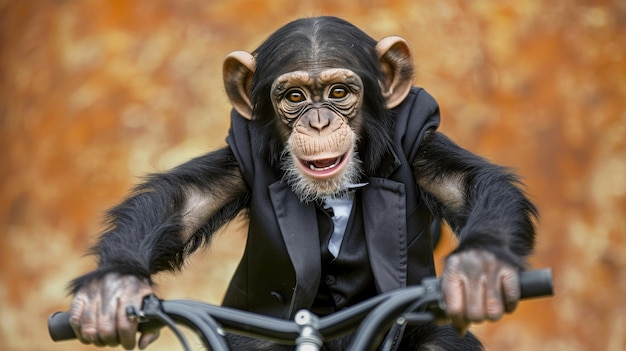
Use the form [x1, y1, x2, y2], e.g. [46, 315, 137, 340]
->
[1, 1, 624, 350]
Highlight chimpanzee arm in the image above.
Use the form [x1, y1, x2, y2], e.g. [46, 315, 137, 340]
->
[69, 146, 249, 294]
[67, 146, 248, 349]
[413, 130, 537, 267]
[413, 129, 538, 333]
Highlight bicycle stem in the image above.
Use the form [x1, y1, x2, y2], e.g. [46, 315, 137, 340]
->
[295, 310, 324, 351]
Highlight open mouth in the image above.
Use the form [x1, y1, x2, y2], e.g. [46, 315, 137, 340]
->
[297, 151, 350, 179]
[305, 157, 342, 171]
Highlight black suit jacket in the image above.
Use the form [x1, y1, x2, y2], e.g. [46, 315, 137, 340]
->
[224, 87, 441, 319]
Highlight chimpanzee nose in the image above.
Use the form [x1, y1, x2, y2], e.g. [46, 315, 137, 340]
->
[308, 108, 332, 132]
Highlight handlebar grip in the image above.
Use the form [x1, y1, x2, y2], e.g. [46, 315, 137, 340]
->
[48, 312, 75, 341]
[519, 268, 554, 299]
[48, 311, 162, 342]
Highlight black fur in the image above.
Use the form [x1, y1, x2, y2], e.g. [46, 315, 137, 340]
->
[69, 147, 249, 294]
[413, 130, 538, 268]
[400, 325, 484, 351]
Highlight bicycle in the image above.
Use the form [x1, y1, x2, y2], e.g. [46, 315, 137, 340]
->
[49, 269, 553, 351]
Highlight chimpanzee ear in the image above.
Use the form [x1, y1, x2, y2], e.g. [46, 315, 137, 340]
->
[223, 51, 256, 120]
[376, 36, 414, 109]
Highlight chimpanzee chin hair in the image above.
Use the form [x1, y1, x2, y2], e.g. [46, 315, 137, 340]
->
[248, 16, 396, 176]
[280, 138, 364, 203]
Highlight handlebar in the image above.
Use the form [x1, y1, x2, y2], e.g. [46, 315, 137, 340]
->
[49, 269, 553, 351]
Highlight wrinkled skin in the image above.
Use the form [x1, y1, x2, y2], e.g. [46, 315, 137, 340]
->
[273, 69, 365, 202]
[442, 250, 520, 335]
[70, 274, 157, 350]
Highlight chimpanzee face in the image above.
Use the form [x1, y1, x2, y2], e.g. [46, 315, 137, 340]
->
[266, 68, 362, 200]
[223, 16, 414, 202]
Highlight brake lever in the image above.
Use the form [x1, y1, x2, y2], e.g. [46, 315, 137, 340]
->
[128, 294, 195, 351]
[419, 277, 448, 324]
[125, 294, 166, 333]
[390, 277, 446, 327]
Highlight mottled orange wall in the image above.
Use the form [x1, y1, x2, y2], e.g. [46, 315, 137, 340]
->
[1, 1, 624, 350]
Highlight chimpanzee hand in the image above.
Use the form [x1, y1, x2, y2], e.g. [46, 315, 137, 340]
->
[69, 273, 157, 350]
[441, 250, 521, 335]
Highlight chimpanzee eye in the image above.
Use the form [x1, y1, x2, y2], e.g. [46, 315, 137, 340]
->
[286, 89, 306, 103]
[329, 86, 348, 99]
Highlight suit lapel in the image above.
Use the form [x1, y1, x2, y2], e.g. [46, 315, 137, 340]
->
[269, 181, 321, 315]
[361, 178, 408, 292]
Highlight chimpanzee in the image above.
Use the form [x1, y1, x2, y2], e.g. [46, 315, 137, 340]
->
[67, 16, 537, 351]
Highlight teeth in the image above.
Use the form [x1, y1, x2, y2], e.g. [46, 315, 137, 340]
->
[308, 158, 340, 171]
